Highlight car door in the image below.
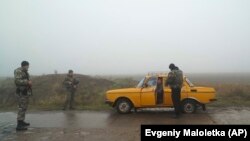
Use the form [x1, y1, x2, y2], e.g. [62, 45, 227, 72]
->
[164, 86, 172, 106]
[140, 77, 157, 106]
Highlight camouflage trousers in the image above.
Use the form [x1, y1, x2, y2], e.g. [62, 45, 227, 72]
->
[64, 91, 75, 109]
[171, 87, 181, 115]
[16, 92, 29, 121]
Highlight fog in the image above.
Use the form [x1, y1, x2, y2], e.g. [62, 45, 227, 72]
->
[1, 0, 250, 76]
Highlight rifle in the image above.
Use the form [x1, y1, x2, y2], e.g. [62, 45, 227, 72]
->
[27, 83, 33, 96]
[72, 79, 80, 86]
[25, 71, 33, 96]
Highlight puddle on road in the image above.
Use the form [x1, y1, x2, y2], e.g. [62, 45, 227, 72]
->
[0, 111, 111, 141]
[0, 111, 110, 129]
[208, 107, 250, 124]
[0, 109, 214, 130]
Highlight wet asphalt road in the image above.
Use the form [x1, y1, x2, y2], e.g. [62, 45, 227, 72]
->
[0, 107, 250, 141]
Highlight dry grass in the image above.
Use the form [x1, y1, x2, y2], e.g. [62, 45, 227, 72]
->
[0, 73, 249, 110]
[186, 73, 250, 107]
[0, 74, 137, 111]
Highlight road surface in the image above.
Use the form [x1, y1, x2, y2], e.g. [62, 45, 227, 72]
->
[1, 107, 250, 141]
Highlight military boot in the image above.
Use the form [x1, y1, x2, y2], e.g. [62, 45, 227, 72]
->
[16, 121, 27, 131]
[21, 120, 30, 126]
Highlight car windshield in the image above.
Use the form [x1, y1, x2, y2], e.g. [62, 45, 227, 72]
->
[136, 78, 145, 88]
[186, 78, 194, 87]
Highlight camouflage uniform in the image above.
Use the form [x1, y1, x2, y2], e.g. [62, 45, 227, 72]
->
[14, 67, 31, 121]
[63, 75, 78, 109]
[166, 69, 184, 116]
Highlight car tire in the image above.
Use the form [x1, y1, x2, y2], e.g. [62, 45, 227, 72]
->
[182, 99, 197, 114]
[116, 99, 133, 114]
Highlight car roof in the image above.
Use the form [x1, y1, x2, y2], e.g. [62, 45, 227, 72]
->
[145, 72, 187, 79]
[146, 72, 168, 78]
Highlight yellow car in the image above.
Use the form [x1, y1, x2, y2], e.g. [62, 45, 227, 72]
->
[105, 73, 216, 114]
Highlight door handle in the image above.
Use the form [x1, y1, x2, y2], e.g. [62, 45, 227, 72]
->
[191, 89, 197, 92]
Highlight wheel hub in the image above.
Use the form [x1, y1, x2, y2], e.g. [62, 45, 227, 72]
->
[185, 103, 194, 113]
[119, 102, 129, 112]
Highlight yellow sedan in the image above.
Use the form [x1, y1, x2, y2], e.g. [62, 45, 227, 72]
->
[105, 73, 216, 114]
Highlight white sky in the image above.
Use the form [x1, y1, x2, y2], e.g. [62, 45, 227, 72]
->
[0, 0, 250, 76]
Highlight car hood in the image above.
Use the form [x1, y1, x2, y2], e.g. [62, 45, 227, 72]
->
[106, 88, 141, 94]
[190, 87, 216, 93]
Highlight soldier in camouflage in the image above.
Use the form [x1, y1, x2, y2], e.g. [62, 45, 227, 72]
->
[14, 61, 32, 130]
[63, 70, 79, 110]
[166, 63, 184, 118]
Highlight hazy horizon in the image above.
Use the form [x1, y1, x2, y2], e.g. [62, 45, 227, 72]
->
[1, 72, 250, 78]
[1, 0, 250, 76]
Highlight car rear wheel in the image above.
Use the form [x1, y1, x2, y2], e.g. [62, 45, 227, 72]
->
[182, 100, 197, 114]
[116, 99, 132, 114]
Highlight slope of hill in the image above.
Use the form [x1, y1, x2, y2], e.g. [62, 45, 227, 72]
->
[0, 74, 138, 110]
[1, 73, 250, 110]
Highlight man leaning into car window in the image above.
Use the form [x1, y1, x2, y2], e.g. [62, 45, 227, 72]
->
[166, 64, 184, 118]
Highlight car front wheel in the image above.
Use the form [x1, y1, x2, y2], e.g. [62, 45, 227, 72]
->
[116, 99, 132, 114]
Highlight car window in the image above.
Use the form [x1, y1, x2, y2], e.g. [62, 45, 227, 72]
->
[146, 77, 157, 87]
[186, 78, 194, 87]
[137, 77, 145, 88]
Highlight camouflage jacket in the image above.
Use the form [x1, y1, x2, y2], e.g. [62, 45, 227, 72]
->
[166, 69, 183, 89]
[63, 75, 79, 91]
[14, 67, 30, 91]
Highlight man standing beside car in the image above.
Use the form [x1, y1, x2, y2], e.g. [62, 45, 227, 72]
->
[166, 63, 183, 118]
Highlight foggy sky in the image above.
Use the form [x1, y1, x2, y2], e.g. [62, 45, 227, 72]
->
[1, 0, 250, 76]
